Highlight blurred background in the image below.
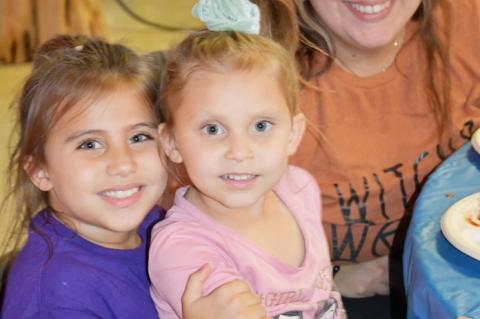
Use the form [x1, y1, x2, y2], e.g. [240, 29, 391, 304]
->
[0, 0, 201, 254]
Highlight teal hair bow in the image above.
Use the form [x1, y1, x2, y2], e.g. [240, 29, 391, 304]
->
[192, 0, 260, 35]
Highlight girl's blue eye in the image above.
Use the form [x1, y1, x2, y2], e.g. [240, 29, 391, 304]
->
[201, 124, 225, 136]
[78, 140, 102, 150]
[252, 120, 273, 133]
[129, 133, 152, 143]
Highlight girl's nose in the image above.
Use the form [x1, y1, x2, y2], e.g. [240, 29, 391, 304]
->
[224, 135, 254, 162]
[106, 145, 137, 177]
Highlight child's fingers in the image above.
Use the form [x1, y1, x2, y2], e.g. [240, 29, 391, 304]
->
[225, 293, 267, 319]
[182, 264, 212, 305]
[182, 276, 268, 319]
[212, 283, 267, 319]
[218, 279, 251, 294]
[207, 279, 252, 303]
[228, 289, 262, 308]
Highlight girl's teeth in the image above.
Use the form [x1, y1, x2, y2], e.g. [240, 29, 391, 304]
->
[103, 187, 139, 199]
[223, 174, 255, 181]
[351, 1, 390, 14]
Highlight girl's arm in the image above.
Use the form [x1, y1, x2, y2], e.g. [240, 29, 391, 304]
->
[182, 264, 268, 319]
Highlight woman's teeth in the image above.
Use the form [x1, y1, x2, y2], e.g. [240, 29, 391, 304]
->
[103, 187, 140, 199]
[350, 1, 390, 14]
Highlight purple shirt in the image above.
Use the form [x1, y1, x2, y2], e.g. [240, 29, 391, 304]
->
[1, 207, 164, 319]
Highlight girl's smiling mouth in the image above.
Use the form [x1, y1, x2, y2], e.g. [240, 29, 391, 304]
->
[220, 174, 258, 188]
[99, 186, 143, 207]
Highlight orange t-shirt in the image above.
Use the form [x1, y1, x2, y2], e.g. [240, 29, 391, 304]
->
[291, 0, 480, 263]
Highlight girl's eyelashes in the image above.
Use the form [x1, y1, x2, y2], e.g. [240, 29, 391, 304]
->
[199, 120, 274, 136]
[129, 132, 154, 144]
[78, 139, 103, 150]
[201, 123, 225, 136]
[76, 132, 154, 150]
[251, 120, 273, 133]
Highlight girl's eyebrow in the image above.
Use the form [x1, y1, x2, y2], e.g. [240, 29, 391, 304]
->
[65, 122, 158, 142]
[132, 122, 158, 130]
[65, 129, 104, 143]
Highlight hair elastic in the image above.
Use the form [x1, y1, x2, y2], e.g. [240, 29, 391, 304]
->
[192, 0, 260, 35]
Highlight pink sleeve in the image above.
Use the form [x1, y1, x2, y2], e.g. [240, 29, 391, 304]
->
[148, 222, 244, 319]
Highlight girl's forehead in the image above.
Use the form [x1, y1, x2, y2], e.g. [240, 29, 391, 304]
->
[183, 68, 281, 93]
[174, 69, 291, 120]
[52, 87, 154, 131]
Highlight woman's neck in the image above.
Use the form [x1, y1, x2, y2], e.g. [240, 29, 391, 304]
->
[333, 28, 405, 77]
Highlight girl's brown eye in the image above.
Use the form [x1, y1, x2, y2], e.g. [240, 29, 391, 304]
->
[79, 140, 101, 150]
[130, 133, 152, 144]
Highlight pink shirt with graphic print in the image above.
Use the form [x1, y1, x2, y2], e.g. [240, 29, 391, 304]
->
[149, 166, 344, 319]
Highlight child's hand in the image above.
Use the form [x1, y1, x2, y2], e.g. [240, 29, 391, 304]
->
[334, 255, 389, 298]
[182, 264, 268, 319]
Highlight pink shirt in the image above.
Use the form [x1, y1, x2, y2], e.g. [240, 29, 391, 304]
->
[149, 166, 344, 319]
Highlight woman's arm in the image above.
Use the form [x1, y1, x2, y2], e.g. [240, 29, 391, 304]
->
[334, 255, 389, 298]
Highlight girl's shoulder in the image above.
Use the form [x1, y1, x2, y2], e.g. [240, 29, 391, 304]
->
[2, 246, 103, 317]
[3, 216, 155, 318]
[276, 165, 321, 198]
[273, 165, 323, 223]
[6, 209, 152, 297]
[3, 250, 155, 318]
[150, 211, 224, 249]
[140, 205, 166, 235]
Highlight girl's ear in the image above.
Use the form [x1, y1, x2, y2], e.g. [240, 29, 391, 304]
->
[287, 113, 306, 156]
[23, 156, 53, 191]
[158, 123, 183, 164]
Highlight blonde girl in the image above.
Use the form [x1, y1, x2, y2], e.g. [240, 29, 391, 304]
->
[148, 2, 346, 318]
